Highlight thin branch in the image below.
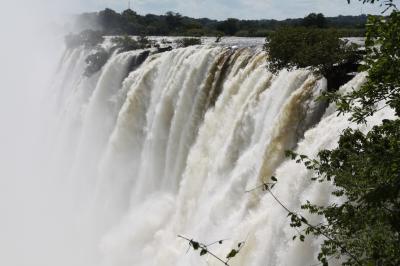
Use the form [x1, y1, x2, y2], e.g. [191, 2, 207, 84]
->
[264, 186, 363, 266]
[206, 239, 229, 247]
[245, 182, 275, 193]
[225, 240, 246, 264]
[245, 181, 362, 265]
[177, 235, 229, 266]
[374, 103, 390, 113]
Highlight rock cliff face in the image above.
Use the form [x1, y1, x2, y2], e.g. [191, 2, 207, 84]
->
[326, 50, 364, 92]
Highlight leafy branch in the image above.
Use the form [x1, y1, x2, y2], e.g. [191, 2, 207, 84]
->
[350, 0, 398, 13]
[177, 235, 245, 266]
[246, 171, 362, 266]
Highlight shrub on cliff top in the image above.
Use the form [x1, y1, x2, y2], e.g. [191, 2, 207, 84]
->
[264, 27, 359, 77]
[111, 35, 151, 53]
[175, 37, 202, 48]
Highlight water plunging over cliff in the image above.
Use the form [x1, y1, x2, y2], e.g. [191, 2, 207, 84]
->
[46, 43, 392, 266]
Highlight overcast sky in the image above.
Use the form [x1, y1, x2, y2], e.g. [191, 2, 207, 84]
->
[40, 0, 387, 20]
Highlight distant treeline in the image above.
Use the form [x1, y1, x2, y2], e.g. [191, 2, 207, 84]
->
[73, 8, 368, 37]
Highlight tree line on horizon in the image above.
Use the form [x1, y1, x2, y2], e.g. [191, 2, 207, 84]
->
[71, 8, 367, 37]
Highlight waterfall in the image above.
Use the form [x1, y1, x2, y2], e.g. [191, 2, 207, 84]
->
[47, 44, 393, 266]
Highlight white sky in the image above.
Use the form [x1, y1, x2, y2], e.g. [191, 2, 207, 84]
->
[39, 0, 389, 20]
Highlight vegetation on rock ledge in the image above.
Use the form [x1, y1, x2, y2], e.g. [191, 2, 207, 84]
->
[264, 27, 359, 77]
[279, 2, 400, 265]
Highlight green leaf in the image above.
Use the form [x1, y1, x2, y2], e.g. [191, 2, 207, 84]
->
[226, 249, 238, 259]
[191, 240, 199, 250]
[200, 249, 207, 256]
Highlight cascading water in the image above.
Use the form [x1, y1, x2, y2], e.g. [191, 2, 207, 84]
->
[46, 42, 393, 266]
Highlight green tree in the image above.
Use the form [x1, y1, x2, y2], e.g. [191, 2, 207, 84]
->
[264, 27, 359, 87]
[98, 8, 124, 34]
[284, 5, 400, 266]
[121, 8, 137, 20]
[328, 10, 400, 123]
[217, 18, 239, 36]
[302, 13, 327, 28]
[175, 37, 202, 47]
[165, 11, 183, 31]
[111, 35, 151, 53]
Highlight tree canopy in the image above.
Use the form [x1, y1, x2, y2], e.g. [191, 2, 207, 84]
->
[264, 27, 359, 77]
[282, 4, 400, 266]
[302, 13, 327, 28]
